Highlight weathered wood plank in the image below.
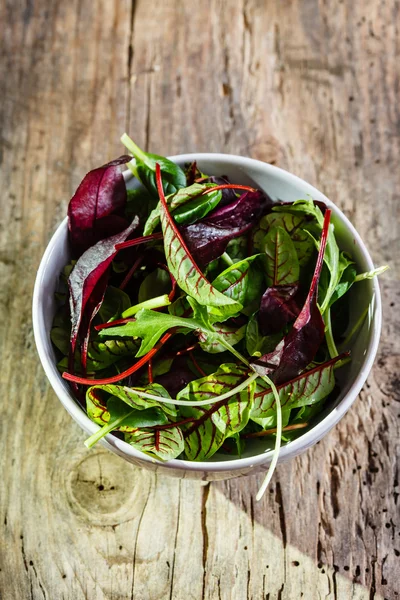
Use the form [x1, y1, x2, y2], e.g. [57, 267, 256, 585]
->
[0, 0, 399, 599]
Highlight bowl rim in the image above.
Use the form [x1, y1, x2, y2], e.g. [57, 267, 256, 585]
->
[32, 152, 382, 472]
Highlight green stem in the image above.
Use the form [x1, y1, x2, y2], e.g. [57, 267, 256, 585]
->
[126, 160, 140, 180]
[219, 338, 282, 501]
[122, 295, 171, 318]
[354, 265, 389, 282]
[324, 306, 339, 359]
[221, 252, 234, 267]
[84, 414, 129, 449]
[121, 133, 144, 161]
[340, 305, 369, 349]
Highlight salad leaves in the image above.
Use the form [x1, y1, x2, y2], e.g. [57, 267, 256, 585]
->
[52, 134, 388, 501]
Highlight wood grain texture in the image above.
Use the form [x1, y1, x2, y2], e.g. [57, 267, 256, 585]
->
[0, 1, 399, 598]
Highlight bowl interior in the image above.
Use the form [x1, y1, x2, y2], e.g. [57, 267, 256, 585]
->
[33, 154, 380, 467]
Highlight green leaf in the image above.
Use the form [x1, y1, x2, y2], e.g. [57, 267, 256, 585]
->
[245, 312, 283, 357]
[87, 338, 139, 371]
[126, 187, 158, 223]
[86, 382, 177, 421]
[262, 226, 299, 286]
[125, 426, 184, 460]
[98, 286, 131, 323]
[198, 324, 246, 354]
[177, 364, 254, 460]
[250, 357, 340, 420]
[121, 133, 186, 197]
[327, 260, 356, 307]
[212, 255, 264, 313]
[253, 212, 314, 266]
[225, 235, 248, 263]
[51, 325, 70, 355]
[145, 183, 221, 233]
[173, 188, 222, 225]
[251, 408, 291, 430]
[98, 308, 209, 357]
[158, 182, 241, 318]
[138, 268, 172, 303]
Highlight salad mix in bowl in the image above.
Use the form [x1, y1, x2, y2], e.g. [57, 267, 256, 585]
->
[52, 134, 387, 499]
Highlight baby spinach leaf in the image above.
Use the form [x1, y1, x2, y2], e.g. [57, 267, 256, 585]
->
[156, 164, 241, 318]
[98, 286, 131, 323]
[138, 268, 172, 302]
[126, 187, 158, 227]
[250, 354, 345, 419]
[253, 212, 314, 266]
[68, 155, 131, 256]
[173, 188, 222, 225]
[121, 133, 186, 197]
[246, 312, 283, 357]
[177, 364, 254, 460]
[143, 183, 218, 235]
[125, 425, 184, 460]
[211, 255, 264, 312]
[262, 226, 299, 286]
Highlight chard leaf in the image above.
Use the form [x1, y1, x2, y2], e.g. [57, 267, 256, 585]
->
[177, 364, 254, 460]
[254, 212, 314, 266]
[68, 156, 131, 256]
[156, 164, 241, 318]
[262, 226, 299, 286]
[198, 324, 246, 354]
[246, 312, 283, 357]
[211, 255, 264, 312]
[250, 355, 344, 419]
[258, 284, 300, 336]
[124, 426, 184, 460]
[122, 133, 186, 197]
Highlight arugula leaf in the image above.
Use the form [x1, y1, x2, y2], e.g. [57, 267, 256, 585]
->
[262, 226, 300, 286]
[250, 354, 345, 420]
[253, 212, 314, 266]
[98, 308, 208, 357]
[156, 164, 241, 318]
[177, 364, 254, 460]
[121, 133, 186, 197]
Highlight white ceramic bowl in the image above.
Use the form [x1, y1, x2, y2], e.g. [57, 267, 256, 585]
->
[32, 154, 382, 481]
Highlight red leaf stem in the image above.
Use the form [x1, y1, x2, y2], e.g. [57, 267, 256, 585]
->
[115, 232, 163, 251]
[189, 351, 207, 377]
[119, 255, 144, 291]
[62, 332, 173, 385]
[148, 359, 154, 384]
[200, 184, 257, 195]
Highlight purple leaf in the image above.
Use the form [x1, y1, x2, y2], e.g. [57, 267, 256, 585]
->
[254, 210, 332, 385]
[258, 284, 301, 335]
[68, 156, 131, 255]
[68, 219, 139, 369]
[181, 190, 273, 266]
[155, 357, 196, 397]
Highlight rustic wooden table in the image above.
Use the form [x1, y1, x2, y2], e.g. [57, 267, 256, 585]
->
[1, 1, 399, 598]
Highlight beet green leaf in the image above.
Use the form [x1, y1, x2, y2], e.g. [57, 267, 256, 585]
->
[253, 212, 314, 266]
[211, 255, 264, 313]
[125, 426, 184, 460]
[262, 226, 299, 287]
